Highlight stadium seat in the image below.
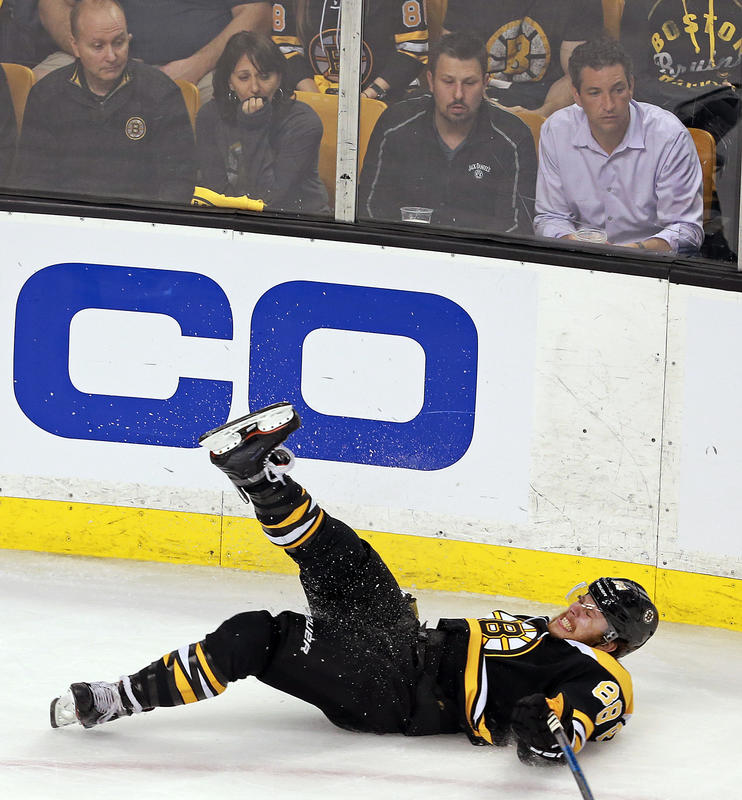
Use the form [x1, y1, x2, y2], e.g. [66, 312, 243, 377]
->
[602, 0, 625, 39]
[688, 127, 716, 224]
[510, 107, 545, 151]
[1, 62, 35, 134]
[294, 91, 387, 203]
[175, 79, 200, 132]
[489, 100, 544, 151]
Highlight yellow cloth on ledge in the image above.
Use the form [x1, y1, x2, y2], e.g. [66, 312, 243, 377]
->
[192, 186, 265, 212]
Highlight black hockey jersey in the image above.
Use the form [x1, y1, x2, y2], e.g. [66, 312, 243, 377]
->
[272, 0, 428, 97]
[622, 0, 742, 105]
[437, 611, 634, 753]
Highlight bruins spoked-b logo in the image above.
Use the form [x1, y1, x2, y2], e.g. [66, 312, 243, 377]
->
[479, 611, 543, 656]
[309, 28, 372, 84]
[125, 116, 147, 141]
[487, 17, 551, 83]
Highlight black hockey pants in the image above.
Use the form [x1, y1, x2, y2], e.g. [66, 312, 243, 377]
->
[204, 495, 461, 736]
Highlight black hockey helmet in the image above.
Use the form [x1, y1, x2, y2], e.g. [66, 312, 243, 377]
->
[588, 577, 659, 658]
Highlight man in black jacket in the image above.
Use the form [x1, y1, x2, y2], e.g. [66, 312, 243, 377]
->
[12, 0, 196, 205]
[358, 32, 537, 235]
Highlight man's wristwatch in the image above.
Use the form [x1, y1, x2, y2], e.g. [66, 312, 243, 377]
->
[366, 81, 388, 100]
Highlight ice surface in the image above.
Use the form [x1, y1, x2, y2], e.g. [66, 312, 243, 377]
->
[2, 549, 739, 800]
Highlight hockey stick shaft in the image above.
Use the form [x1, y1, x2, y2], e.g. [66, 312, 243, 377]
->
[547, 711, 596, 800]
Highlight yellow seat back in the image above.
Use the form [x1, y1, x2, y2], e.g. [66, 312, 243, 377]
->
[2, 62, 35, 133]
[688, 127, 716, 224]
[294, 91, 387, 203]
[175, 79, 200, 131]
[511, 108, 545, 152]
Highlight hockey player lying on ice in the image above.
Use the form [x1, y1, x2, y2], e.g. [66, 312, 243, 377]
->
[51, 403, 659, 765]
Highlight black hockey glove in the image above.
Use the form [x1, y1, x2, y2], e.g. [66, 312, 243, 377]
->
[511, 693, 574, 766]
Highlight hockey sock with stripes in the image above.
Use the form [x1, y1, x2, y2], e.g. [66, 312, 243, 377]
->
[124, 611, 276, 709]
[247, 476, 325, 550]
[126, 639, 228, 709]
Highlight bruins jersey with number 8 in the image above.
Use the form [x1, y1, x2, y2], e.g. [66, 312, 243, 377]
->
[442, 0, 602, 108]
[272, 0, 428, 98]
[436, 611, 634, 753]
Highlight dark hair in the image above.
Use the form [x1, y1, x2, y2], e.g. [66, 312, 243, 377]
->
[213, 31, 289, 119]
[568, 37, 634, 92]
[71, 0, 126, 39]
[428, 31, 487, 78]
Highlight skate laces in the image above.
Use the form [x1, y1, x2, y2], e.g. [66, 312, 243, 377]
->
[89, 682, 125, 723]
[265, 446, 295, 483]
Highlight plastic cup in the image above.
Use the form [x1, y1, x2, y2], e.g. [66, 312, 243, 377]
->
[574, 227, 608, 243]
[400, 207, 433, 224]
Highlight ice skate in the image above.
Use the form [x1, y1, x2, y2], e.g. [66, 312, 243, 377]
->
[199, 402, 300, 486]
[50, 681, 132, 729]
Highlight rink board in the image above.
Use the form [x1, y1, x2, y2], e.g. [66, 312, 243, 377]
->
[0, 212, 740, 630]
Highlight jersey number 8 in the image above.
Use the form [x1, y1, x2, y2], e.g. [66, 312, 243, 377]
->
[402, 0, 422, 28]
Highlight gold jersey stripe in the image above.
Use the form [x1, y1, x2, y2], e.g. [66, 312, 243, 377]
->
[590, 647, 634, 713]
[463, 618, 493, 744]
[173, 658, 198, 705]
[279, 509, 325, 550]
[196, 642, 226, 694]
[395, 30, 428, 42]
[263, 493, 310, 530]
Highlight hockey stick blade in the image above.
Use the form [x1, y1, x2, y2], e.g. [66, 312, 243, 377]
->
[547, 711, 596, 800]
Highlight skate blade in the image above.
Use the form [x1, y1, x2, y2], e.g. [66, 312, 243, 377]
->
[50, 690, 78, 729]
[198, 403, 295, 455]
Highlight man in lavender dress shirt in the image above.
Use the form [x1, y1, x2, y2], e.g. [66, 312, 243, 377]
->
[534, 38, 703, 255]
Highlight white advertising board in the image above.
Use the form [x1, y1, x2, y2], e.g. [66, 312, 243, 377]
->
[660, 284, 742, 576]
[1, 210, 739, 582]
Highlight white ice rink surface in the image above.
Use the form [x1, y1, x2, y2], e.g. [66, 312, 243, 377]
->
[2, 548, 740, 800]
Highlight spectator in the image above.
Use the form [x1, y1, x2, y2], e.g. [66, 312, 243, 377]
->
[358, 31, 537, 234]
[35, 0, 272, 102]
[534, 38, 704, 254]
[0, 1, 56, 66]
[619, 0, 741, 258]
[0, 65, 16, 183]
[12, 0, 196, 204]
[273, 0, 428, 102]
[443, 0, 604, 116]
[195, 31, 328, 215]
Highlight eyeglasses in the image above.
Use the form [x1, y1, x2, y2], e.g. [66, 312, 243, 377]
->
[565, 582, 619, 643]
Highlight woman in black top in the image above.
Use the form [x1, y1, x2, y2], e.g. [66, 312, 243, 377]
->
[196, 31, 329, 215]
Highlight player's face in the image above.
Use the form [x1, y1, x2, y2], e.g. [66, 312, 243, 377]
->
[427, 54, 485, 125]
[71, 4, 130, 95]
[230, 55, 281, 106]
[573, 64, 634, 144]
[547, 592, 614, 648]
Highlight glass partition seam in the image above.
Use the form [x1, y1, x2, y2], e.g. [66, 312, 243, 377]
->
[334, 0, 364, 223]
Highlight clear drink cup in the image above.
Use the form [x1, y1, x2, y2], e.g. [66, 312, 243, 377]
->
[574, 227, 608, 243]
[400, 207, 433, 223]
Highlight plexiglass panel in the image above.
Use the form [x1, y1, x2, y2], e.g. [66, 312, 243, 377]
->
[355, 0, 741, 265]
